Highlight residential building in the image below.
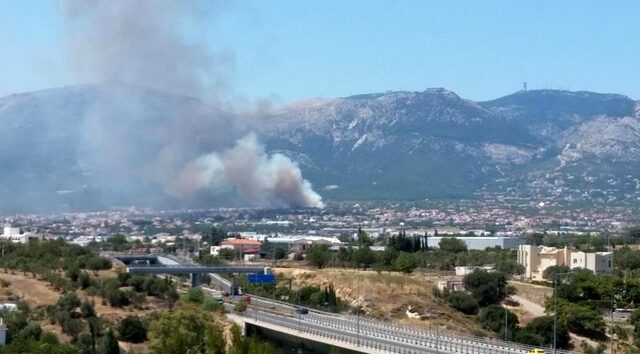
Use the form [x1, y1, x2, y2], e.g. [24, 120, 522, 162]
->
[570, 251, 613, 274]
[220, 238, 262, 255]
[517, 244, 612, 280]
[1, 225, 43, 244]
[436, 280, 465, 292]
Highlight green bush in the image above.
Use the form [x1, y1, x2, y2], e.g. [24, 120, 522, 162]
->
[438, 237, 467, 253]
[119, 316, 147, 343]
[477, 305, 518, 340]
[393, 253, 418, 273]
[446, 291, 479, 315]
[516, 316, 570, 349]
[463, 269, 508, 306]
[185, 287, 205, 304]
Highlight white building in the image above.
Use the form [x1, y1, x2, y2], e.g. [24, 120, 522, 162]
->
[517, 244, 613, 280]
[1, 225, 43, 244]
[428, 236, 524, 250]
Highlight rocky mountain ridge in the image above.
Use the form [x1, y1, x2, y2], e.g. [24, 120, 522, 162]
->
[1, 84, 638, 212]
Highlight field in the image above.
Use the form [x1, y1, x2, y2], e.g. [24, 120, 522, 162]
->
[0, 269, 157, 352]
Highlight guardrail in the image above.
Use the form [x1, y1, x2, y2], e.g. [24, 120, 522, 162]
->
[242, 294, 577, 354]
[244, 311, 432, 354]
[127, 265, 269, 274]
[153, 256, 577, 354]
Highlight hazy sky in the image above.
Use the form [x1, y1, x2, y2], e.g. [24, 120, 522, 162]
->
[1, 0, 639, 103]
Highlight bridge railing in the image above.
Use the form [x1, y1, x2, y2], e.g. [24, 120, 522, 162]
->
[243, 310, 556, 354]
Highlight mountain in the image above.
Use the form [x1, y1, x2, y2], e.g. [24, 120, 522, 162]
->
[0, 83, 241, 212]
[1, 83, 639, 212]
[258, 88, 640, 204]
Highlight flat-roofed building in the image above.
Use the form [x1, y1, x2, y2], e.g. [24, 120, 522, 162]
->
[518, 244, 612, 280]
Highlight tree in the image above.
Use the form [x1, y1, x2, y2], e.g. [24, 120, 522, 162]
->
[357, 227, 373, 247]
[438, 237, 467, 253]
[477, 305, 518, 340]
[56, 293, 81, 312]
[463, 269, 507, 306]
[106, 234, 129, 252]
[148, 311, 207, 354]
[516, 316, 570, 349]
[204, 322, 226, 354]
[85, 257, 112, 274]
[307, 245, 331, 269]
[229, 325, 246, 354]
[80, 301, 96, 319]
[209, 226, 228, 246]
[218, 248, 236, 261]
[119, 316, 147, 344]
[555, 300, 606, 339]
[353, 246, 377, 268]
[274, 247, 287, 260]
[185, 287, 205, 304]
[393, 253, 418, 273]
[542, 265, 571, 281]
[446, 291, 479, 315]
[101, 329, 120, 354]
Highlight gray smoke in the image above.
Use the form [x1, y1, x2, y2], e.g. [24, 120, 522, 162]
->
[60, 0, 323, 209]
[168, 133, 324, 208]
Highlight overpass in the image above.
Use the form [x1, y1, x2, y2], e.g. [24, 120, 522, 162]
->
[108, 254, 578, 354]
[225, 302, 577, 354]
[205, 276, 577, 354]
[107, 253, 271, 286]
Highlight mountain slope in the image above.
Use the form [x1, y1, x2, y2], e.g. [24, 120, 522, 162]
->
[258, 88, 640, 204]
[1, 84, 639, 212]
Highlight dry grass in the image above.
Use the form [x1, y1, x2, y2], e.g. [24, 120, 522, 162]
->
[509, 281, 552, 306]
[0, 272, 61, 307]
[275, 267, 491, 336]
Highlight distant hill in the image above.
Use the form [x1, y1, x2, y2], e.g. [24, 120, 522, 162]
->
[1, 83, 639, 212]
[258, 88, 640, 203]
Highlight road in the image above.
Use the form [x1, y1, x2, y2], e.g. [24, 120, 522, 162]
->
[205, 273, 577, 354]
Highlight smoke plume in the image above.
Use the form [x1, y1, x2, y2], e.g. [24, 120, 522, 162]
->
[60, 0, 323, 208]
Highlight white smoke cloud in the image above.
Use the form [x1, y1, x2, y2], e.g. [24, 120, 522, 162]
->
[61, 0, 324, 208]
[168, 133, 324, 208]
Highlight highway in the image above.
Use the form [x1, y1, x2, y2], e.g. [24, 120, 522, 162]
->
[111, 254, 577, 354]
[204, 272, 576, 354]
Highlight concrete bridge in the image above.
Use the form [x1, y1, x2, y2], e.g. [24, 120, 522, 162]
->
[107, 253, 271, 286]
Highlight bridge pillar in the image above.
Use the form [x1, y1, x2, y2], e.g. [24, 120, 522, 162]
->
[190, 273, 202, 287]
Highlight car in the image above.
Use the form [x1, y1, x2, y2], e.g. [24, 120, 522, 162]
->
[295, 307, 309, 314]
[527, 349, 545, 354]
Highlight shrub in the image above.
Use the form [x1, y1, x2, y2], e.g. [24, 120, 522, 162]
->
[185, 287, 205, 304]
[119, 316, 147, 343]
[463, 269, 508, 306]
[234, 301, 247, 313]
[438, 237, 467, 253]
[446, 291, 479, 315]
[477, 305, 518, 339]
[393, 253, 418, 273]
[516, 316, 570, 349]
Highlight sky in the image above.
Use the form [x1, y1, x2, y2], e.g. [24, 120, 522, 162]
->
[1, 0, 640, 103]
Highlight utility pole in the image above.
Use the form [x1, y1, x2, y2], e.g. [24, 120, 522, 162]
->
[505, 303, 508, 341]
[356, 264, 362, 346]
[554, 271, 575, 353]
[504, 284, 508, 341]
[609, 234, 614, 354]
